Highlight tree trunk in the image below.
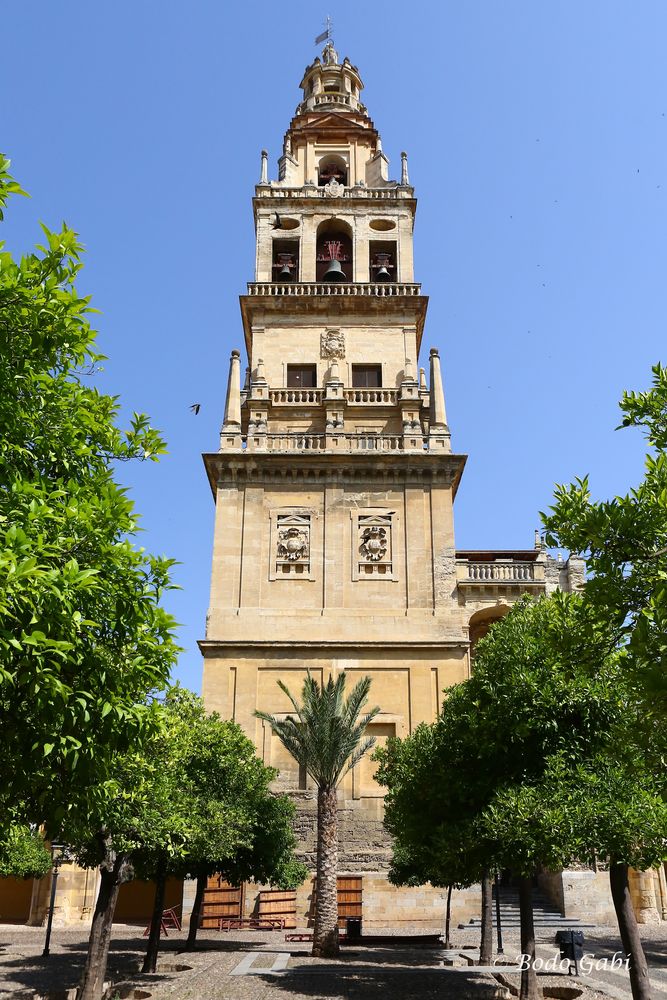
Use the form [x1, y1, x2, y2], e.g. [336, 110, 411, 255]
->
[312, 784, 339, 958]
[78, 841, 132, 1000]
[518, 875, 541, 1000]
[444, 884, 453, 948]
[610, 861, 652, 1000]
[185, 871, 207, 951]
[480, 871, 493, 964]
[142, 865, 167, 974]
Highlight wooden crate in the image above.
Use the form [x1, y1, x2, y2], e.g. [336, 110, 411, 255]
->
[257, 888, 297, 929]
[200, 877, 243, 929]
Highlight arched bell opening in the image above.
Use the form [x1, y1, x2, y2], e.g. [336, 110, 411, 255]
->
[468, 605, 511, 668]
[369, 240, 397, 282]
[317, 154, 348, 187]
[272, 239, 299, 282]
[316, 220, 353, 282]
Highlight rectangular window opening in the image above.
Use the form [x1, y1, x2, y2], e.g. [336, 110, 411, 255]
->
[352, 364, 382, 388]
[286, 364, 317, 388]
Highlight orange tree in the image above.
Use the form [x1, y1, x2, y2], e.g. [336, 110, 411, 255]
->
[376, 594, 666, 1000]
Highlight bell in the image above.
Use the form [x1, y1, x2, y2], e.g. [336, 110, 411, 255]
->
[375, 265, 391, 281]
[323, 259, 346, 281]
[278, 263, 293, 279]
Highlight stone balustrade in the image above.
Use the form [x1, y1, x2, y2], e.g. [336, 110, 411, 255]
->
[237, 432, 429, 452]
[456, 560, 541, 584]
[254, 186, 414, 200]
[464, 561, 535, 582]
[343, 388, 399, 404]
[247, 281, 421, 297]
[269, 388, 324, 404]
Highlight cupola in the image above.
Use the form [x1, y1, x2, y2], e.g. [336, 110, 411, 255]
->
[297, 42, 366, 115]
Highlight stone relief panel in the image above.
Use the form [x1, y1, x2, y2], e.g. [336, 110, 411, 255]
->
[272, 512, 311, 578]
[320, 328, 345, 361]
[353, 512, 394, 579]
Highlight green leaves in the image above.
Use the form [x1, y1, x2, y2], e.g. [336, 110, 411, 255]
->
[377, 593, 667, 889]
[543, 364, 667, 725]
[256, 672, 380, 789]
[0, 825, 52, 880]
[0, 158, 179, 835]
[65, 689, 305, 891]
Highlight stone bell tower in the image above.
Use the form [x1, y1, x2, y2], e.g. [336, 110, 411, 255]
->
[200, 41, 586, 927]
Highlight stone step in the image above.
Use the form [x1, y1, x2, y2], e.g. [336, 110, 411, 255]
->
[460, 918, 596, 929]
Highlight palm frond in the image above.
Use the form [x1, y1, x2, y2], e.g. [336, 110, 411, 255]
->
[255, 672, 380, 790]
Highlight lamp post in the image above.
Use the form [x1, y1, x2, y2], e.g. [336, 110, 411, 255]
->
[494, 871, 504, 955]
[42, 842, 68, 958]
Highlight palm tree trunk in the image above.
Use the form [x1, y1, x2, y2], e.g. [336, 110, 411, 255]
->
[518, 875, 541, 1000]
[480, 871, 493, 964]
[312, 784, 339, 958]
[610, 862, 652, 1000]
[185, 871, 207, 951]
[142, 865, 166, 973]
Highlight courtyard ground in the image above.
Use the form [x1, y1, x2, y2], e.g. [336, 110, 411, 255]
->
[0, 921, 665, 1000]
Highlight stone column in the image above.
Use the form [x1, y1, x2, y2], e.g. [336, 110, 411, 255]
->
[259, 149, 269, 185]
[428, 349, 447, 430]
[630, 867, 660, 925]
[400, 151, 410, 186]
[220, 349, 242, 450]
[223, 350, 241, 429]
[428, 348, 450, 452]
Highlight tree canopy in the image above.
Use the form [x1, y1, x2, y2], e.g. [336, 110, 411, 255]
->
[0, 155, 179, 836]
[543, 362, 667, 722]
[376, 593, 667, 1000]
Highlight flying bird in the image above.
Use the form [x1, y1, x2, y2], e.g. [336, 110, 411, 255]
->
[272, 213, 282, 229]
[190, 403, 201, 415]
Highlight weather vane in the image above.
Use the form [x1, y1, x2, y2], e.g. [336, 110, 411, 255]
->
[314, 16, 333, 47]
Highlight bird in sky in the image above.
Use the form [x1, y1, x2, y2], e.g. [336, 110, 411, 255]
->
[190, 403, 201, 415]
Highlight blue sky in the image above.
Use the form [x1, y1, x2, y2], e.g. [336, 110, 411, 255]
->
[3, 2, 665, 692]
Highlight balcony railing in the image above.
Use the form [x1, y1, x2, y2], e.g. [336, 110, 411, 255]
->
[269, 388, 324, 404]
[457, 561, 538, 583]
[240, 433, 428, 452]
[255, 186, 413, 200]
[343, 388, 399, 404]
[247, 281, 421, 297]
[266, 388, 401, 406]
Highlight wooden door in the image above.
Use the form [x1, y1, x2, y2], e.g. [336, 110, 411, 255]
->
[257, 888, 297, 928]
[337, 876, 362, 929]
[200, 877, 243, 928]
[308, 876, 363, 929]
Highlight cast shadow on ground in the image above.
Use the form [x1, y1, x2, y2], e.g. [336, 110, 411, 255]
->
[256, 967, 493, 1000]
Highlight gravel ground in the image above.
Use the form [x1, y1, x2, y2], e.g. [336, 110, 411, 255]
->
[0, 921, 664, 1000]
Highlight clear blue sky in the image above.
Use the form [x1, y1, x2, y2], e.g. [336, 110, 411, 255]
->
[3, 2, 665, 692]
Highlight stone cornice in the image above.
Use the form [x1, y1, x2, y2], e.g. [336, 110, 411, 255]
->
[199, 638, 467, 654]
[240, 289, 428, 356]
[202, 450, 467, 498]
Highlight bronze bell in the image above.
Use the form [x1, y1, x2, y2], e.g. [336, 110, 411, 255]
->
[323, 259, 346, 281]
[278, 262, 293, 279]
[375, 264, 391, 281]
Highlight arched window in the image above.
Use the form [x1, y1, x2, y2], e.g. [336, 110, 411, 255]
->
[316, 220, 353, 282]
[317, 154, 348, 187]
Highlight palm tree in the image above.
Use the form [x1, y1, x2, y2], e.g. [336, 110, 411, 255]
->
[256, 672, 379, 957]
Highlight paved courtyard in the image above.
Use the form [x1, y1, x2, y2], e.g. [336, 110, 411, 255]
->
[0, 922, 665, 1000]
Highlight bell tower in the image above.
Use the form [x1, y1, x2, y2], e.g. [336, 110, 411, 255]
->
[202, 41, 581, 927]
[201, 41, 469, 922]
